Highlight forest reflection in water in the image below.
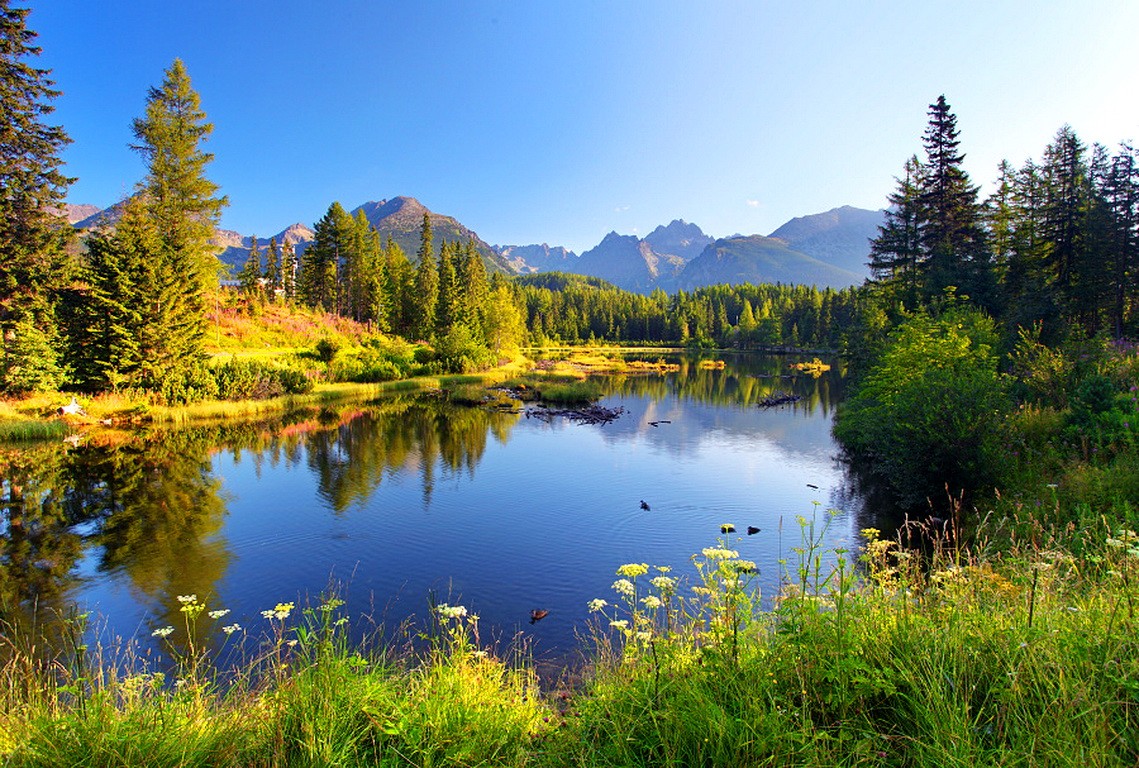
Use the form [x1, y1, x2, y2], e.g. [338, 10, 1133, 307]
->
[0, 353, 861, 671]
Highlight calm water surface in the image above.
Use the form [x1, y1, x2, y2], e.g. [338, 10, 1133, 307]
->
[1, 353, 862, 674]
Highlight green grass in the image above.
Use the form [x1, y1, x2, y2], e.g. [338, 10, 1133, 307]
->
[2, 507, 1136, 766]
[534, 380, 605, 405]
[0, 419, 68, 441]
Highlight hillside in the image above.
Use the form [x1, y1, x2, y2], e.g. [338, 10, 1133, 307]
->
[768, 205, 883, 275]
[352, 197, 513, 273]
[677, 235, 864, 290]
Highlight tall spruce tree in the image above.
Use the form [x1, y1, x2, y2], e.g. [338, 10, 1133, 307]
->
[1102, 143, 1139, 335]
[917, 95, 992, 308]
[300, 202, 352, 312]
[264, 236, 282, 298]
[868, 155, 924, 311]
[435, 240, 458, 335]
[0, 1, 74, 392]
[238, 236, 262, 296]
[74, 60, 225, 394]
[131, 58, 227, 294]
[410, 213, 438, 338]
[457, 240, 489, 339]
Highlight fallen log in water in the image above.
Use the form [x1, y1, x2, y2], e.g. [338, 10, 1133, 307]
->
[757, 392, 801, 408]
[526, 404, 626, 425]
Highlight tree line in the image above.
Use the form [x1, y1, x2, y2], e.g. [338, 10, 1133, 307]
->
[515, 273, 862, 350]
[868, 95, 1137, 340]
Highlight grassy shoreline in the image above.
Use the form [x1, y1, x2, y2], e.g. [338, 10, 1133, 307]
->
[1, 514, 1135, 766]
[0, 344, 743, 436]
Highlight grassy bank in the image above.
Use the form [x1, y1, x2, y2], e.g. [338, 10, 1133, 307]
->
[2, 511, 1135, 766]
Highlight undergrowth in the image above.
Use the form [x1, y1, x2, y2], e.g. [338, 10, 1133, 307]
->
[1, 510, 1136, 766]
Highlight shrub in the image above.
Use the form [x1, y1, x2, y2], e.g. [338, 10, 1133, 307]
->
[435, 326, 495, 374]
[210, 359, 313, 400]
[834, 306, 1011, 509]
[314, 337, 341, 364]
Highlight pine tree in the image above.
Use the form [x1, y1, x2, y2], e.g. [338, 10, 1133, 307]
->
[410, 214, 438, 339]
[457, 240, 489, 339]
[131, 58, 227, 294]
[264, 236, 282, 298]
[868, 156, 924, 310]
[0, 1, 74, 392]
[435, 240, 458, 335]
[238, 236, 262, 296]
[917, 95, 992, 307]
[1102, 143, 1139, 335]
[300, 202, 351, 312]
[384, 236, 414, 335]
[78, 197, 203, 391]
[110, 58, 227, 392]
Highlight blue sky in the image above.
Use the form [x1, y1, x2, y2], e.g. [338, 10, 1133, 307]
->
[32, 1, 1139, 254]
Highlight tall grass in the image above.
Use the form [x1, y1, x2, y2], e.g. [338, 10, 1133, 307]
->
[1, 512, 1137, 766]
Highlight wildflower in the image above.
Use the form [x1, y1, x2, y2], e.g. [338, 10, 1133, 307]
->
[286, 640, 298, 647]
[176, 594, 198, 604]
[860, 527, 881, 541]
[222, 624, 242, 635]
[609, 620, 629, 630]
[654, 565, 672, 573]
[612, 579, 636, 597]
[263, 601, 295, 620]
[701, 547, 738, 561]
[436, 603, 468, 620]
[588, 598, 609, 612]
[641, 595, 663, 609]
[728, 558, 757, 574]
[320, 598, 345, 612]
[650, 576, 677, 592]
[616, 563, 649, 578]
[208, 609, 230, 619]
[635, 631, 652, 642]
[152, 626, 175, 638]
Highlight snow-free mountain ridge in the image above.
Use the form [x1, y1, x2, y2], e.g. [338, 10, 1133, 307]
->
[68, 197, 883, 292]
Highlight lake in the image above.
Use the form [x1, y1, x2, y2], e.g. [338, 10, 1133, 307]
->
[0, 352, 862, 678]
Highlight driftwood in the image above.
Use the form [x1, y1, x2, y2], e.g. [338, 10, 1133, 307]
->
[757, 391, 801, 408]
[527, 404, 626, 425]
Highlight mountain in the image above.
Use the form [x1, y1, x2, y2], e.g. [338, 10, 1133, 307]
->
[643, 220, 713, 262]
[65, 197, 878, 289]
[494, 243, 578, 273]
[767, 205, 883, 276]
[677, 235, 863, 291]
[61, 203, 101, 224]
[73, 200, 128, 230]
[351, 196, 513, 273]
[215, 224, 315, 272]
[572, 232, 686, 293]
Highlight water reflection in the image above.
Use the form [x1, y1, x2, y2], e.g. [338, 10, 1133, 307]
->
[1, 354, 858, 666]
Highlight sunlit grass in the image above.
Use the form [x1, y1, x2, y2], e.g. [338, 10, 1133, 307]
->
[3, 508, 1135, 766]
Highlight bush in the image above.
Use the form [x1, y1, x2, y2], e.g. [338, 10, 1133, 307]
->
[435, 326, 495, 374]
[834, 307, 1011, 509]
[327, 336, 416, 383]
[314, 337, 341, 364]
[210, 359, 313, 400]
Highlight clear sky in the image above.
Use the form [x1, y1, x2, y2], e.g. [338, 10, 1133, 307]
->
[30, 1, 1139, 254]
